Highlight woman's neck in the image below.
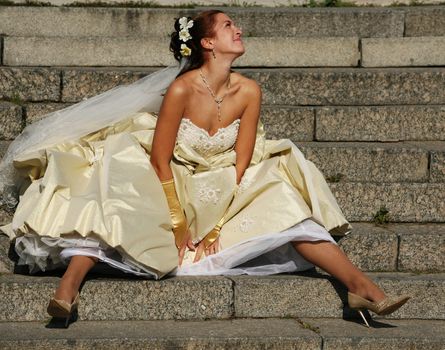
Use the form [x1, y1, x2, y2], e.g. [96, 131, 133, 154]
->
[199, 60, 232, 95]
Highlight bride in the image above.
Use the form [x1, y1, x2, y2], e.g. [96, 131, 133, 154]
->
[0, 10, 409, 327]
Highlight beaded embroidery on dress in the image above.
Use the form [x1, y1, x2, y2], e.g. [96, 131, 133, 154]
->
[177, 118, 240, 157]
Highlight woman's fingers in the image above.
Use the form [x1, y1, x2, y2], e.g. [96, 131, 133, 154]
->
[193, 242, 205, 263]
[178, 244, 186, 267]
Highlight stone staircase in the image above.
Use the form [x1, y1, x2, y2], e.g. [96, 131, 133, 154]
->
[0, 4, 444, 349]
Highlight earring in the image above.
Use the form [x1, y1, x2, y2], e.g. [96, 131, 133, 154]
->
[212, 49, 216, 59]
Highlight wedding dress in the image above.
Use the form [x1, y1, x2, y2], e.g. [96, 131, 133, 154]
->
[0, 62, 351, 280]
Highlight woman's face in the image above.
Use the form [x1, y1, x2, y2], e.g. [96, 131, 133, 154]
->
[209, 13, 244, 58]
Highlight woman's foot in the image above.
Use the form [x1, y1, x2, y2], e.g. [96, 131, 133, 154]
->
[347, 277, 387, 303]
[53, 276, 79, 304]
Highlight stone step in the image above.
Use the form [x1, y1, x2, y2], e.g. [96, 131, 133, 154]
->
[1, 67, 445, 105]
[1, 6, 443, 39]
[0, 6, 409, 39]
[337, 223, 445, 273]
[5, 35, 445, 68]
[2, 103, 444, 143]
[3, 36, 360, 67]
[362, 36, 445, 67]
[330, 182, 445, 222]
[0, 272, 443, 322]
[0, 318, 444, 350]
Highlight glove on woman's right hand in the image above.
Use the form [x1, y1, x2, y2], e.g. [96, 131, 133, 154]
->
[161, 178, 188, 250]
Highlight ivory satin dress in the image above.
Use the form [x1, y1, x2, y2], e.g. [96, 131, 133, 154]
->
[0, 112, 351, 279]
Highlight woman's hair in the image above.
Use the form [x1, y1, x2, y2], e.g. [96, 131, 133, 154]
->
[170, 10, 224, 77]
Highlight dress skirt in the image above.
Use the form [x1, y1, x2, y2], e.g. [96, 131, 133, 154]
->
[1, 112, 351, 279]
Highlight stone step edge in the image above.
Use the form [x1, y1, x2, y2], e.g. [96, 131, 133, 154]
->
[0, 272, 443, 321]
[0, 318, 443, 350]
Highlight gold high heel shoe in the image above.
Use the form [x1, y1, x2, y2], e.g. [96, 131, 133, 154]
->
[47, 292, 80, 327]
[348, 292, 410, 327]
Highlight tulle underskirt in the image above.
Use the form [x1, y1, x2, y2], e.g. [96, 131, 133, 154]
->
[13, 219, 337, 279]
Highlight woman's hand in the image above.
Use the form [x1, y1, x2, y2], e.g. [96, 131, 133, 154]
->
[193, 236, 220, 263]
[178, 229, 196, 267]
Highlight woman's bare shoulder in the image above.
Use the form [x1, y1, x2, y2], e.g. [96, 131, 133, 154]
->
[231, 72, 261, 96]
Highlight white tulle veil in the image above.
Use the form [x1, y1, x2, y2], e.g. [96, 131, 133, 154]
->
[0, 58, 188, 211]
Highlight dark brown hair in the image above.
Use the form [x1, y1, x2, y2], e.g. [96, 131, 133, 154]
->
[170, 10, 224, 77]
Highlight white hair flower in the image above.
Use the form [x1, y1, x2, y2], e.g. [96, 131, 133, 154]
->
[180, 44, 192, 57]
[179, 17, 194, 30]
[179, 28, 192, 42]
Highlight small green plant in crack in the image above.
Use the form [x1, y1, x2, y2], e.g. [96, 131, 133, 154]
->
[326, 173, 344, 182]
[296, 318, 320, 333]
[373, 205, 390, 225]
[10, 92, 25, 107]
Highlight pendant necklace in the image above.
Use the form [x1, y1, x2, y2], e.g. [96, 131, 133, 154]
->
[199, 68, 231, 122]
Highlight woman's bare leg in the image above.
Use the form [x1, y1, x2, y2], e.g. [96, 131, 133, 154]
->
[53, 255, 98, 303]
[292, 240, 386, 302]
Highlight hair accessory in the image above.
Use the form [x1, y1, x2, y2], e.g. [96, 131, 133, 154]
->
[178, 17, 194, 57]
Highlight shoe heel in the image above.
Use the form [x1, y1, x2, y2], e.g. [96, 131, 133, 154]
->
[357, 309, 370, 328]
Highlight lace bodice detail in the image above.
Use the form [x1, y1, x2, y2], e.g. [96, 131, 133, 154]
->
[177, 118, 240, 157]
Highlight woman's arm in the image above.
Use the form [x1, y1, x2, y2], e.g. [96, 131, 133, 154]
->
[234, 79, 262, 184]
[150, 79, 188, 181]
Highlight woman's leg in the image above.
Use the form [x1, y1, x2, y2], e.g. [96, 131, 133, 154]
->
[53, 255, 98, 303]
[291, 240, 386, 303]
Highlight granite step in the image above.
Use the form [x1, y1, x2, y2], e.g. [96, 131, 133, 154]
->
[0, 272, 443, 322]
[4, 35, 444, 68]
[1, 103, 444, 143]
[1, 6, 444, 38]
[2, 67, 444, 106]
[3, 36, 360, 68]
[0, 318, 444, 350]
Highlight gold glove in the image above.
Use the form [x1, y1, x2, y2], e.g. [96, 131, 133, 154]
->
[201, 184, 239, 249]
[161, 178, 188, 250]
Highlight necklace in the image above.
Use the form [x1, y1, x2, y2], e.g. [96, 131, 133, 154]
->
[199, 68, 231, 122]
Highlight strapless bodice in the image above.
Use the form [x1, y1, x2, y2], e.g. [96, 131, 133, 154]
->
[177, 117, 240, 157]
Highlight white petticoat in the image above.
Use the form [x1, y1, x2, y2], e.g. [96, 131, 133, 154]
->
[13, 219, 337, 279]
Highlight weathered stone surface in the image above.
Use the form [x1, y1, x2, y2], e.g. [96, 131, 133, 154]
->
[5, 36, 359, 67]
[362, 36, 445, 67]
[61, 68, 156, 102]
[261, 106, 314, 141]
[0, 102, 23, 140]
[405, 141, 445, 182]
[431, 150, 445, 182]
[296, 142, 429, 182]
[308, 318, 445, 350]
[0, 7, 404, 38]
[0, 7, 185, 38]
[61, 68, 445, 105]
[405, 7, 445, 37]
[337, 223, 398, 271]
[0, 274, 233, 321]
[389, 223, 445, 273]
[232, 272, 445, 319]
[0, 319, 321, 350]
[1, 272, 443, 321]
[0, 233, 13, 274]
[236, 37, 359, 67]
[242, 68, 445, 106]
[329, 182, 445, 222]
[0, 67, 60, 102]
[315, 105, 445, 142]
[25, 102, 73, 125]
